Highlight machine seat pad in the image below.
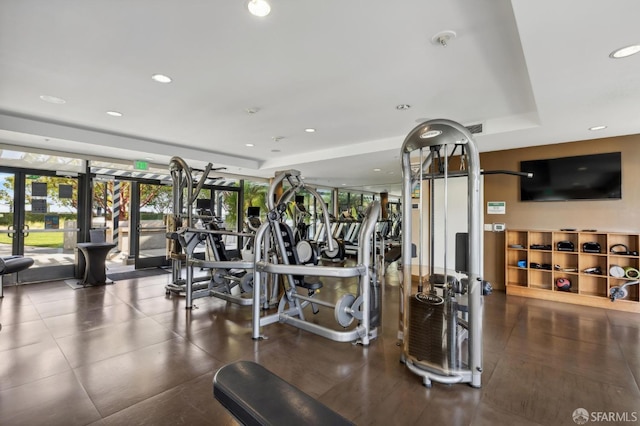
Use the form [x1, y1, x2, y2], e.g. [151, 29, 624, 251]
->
[213, 361, 354, 426]
[299, 276, 322, 290]
[0, 256, 35, 275]
[384, 246, 402, 263]
[229, 268, 246, 277]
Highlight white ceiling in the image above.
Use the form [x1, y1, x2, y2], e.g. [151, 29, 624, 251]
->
[1, 0, 639, 195]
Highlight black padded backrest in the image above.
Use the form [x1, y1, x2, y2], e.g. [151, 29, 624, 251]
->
[206, 222, 230, 262]
[274, 222, 305, 287]
[455, 232, 468, 274]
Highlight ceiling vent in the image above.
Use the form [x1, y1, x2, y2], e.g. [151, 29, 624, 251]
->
[465, 123, 484, 134]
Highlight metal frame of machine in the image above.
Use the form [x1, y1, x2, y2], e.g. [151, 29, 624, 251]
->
[400, 119, 484, 388]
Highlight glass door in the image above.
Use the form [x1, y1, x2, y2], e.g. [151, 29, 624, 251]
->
[0, 170, 79, 283]
[0, 171, 18, 259]
[134, 182, 172, 269]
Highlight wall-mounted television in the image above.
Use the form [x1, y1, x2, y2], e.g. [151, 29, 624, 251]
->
[520, 152, 622, 201]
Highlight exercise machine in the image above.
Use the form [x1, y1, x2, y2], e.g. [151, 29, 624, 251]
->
[165, 156, 260, 309]
[165, 156, 214, 305]
[251, 170, 382, 345]
[400, 119, 485, 388]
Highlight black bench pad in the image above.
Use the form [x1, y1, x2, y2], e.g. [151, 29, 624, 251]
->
[213, 361, 354, 426]
[0, 256, 34, 275]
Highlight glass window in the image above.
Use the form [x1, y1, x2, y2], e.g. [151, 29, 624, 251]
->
[24, 174, 79, 268]
[0, 147, 84, 173]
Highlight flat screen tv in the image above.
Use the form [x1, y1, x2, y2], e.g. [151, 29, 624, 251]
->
[520, 152, 621, 201]
[196, 198, 211, 210]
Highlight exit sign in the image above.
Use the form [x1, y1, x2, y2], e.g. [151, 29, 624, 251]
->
[134, 160, 149, 170]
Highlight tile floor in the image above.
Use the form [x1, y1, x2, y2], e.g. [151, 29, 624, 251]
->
[1, 266, 639, 425]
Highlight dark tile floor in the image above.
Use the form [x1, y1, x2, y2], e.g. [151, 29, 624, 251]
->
[1, 266, 639, 426]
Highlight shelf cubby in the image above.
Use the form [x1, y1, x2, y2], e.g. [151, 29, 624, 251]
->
[529, 270, 552, 290]
[607, 234, 639, 256]
[507, 249, 527, 268]
[578, 275, 607, 298]
[554, 231, 579, 252]
[554, 252, 578, 272]
[579, 254, 607, 276]
[507, 231, 528, 249]
[506, 267, 528, 287]
[579, 233, 607, 255]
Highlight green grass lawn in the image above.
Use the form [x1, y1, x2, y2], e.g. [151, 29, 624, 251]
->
[0, 228, 64, 248]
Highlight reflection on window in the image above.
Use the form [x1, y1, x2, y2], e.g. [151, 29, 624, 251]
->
[0, 148, 84, 173]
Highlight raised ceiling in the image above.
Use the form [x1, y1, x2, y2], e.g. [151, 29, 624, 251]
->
[1, 0, 639, 195]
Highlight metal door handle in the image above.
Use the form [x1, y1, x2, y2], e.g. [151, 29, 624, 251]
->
[22, 224, 30, 237]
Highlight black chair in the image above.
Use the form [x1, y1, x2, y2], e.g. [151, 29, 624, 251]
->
[0, 255, 35, 298]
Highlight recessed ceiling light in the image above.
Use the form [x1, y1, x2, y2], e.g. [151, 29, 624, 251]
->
[272, 136, 284, 141]
[373, 168, 381, 172]
[271, 149, 281, 153]
[39, 95, 66, 104]
[246, 107, 260, 114]
[609, 44, 640, 59]
[431, 30, 457, 47]
[341, 183, 346, 186]
[396, 104, 411, 110]
[247, 0, 271, 17]
[245, 143, 255, 147]
[151, 74, 172, 83]
[106, 111, 123, 117]
[589, 125, 607, 131]
[305, 128, 316, 133]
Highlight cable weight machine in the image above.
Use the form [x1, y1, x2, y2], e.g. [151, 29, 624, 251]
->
[166, 156, 260, 309]
[400, 119, 484, 388]
[251, 170, 382, 345]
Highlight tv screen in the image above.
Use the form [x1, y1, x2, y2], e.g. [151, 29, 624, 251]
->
[520, 152, 621, 201]
[247, 206, 260, 217]
[196, 198, 211, 210]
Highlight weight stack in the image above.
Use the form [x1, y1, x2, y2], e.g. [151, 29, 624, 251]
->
[407, 293, 458, 372]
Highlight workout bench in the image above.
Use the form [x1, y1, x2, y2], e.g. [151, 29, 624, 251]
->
[213, 361, 354, 426]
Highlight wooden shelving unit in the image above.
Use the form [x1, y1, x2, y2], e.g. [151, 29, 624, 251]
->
[505, 229, 640, 313]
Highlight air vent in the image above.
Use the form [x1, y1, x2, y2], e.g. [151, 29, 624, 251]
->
[465, 123, 483, 134]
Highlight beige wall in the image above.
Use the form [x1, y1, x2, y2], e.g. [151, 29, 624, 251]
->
[481, 134, 640, 290]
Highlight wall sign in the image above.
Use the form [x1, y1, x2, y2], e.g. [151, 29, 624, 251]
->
[487, 201, 506, 214]
[45, 214, 60, 229]
[32, 199, 47, 213]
